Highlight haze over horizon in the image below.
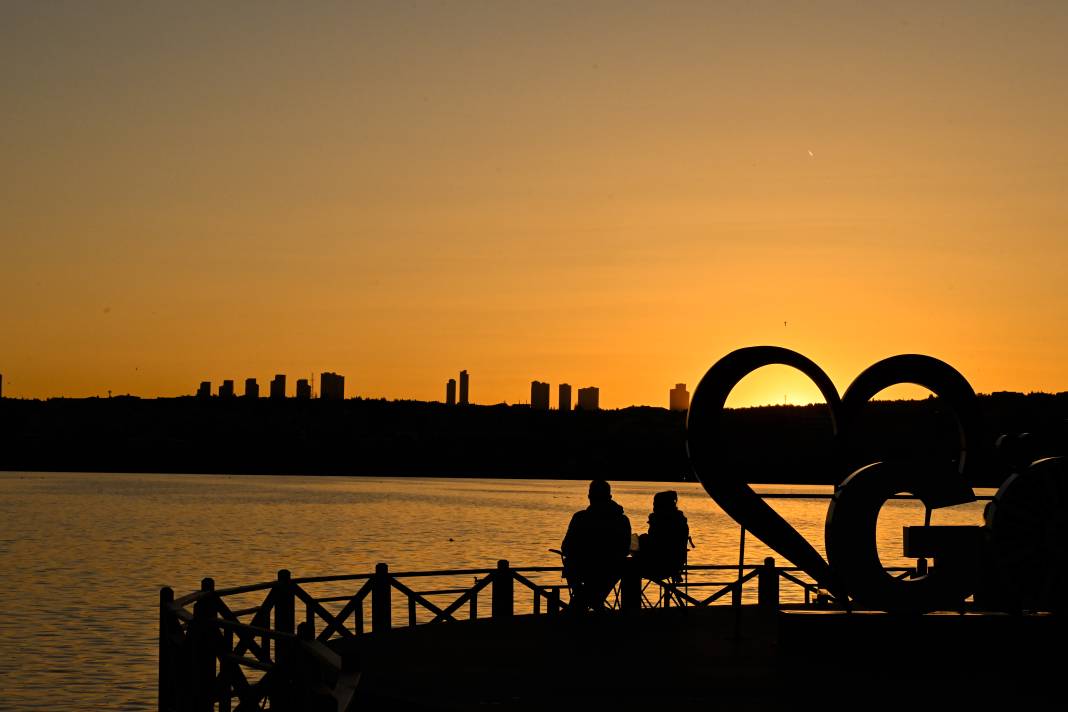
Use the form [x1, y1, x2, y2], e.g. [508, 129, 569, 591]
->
[3, 2, 1067, 407]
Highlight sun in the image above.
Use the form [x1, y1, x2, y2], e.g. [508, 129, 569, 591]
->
[723, 366, 831, 408]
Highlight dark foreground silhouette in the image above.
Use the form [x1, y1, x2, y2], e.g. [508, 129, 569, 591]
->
[344, 607, 1062, 710]
[1, 392, 1065, 484]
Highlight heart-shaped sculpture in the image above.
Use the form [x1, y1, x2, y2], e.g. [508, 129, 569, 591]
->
[686, 346, 842, 589]
[687, 347, 986, 608]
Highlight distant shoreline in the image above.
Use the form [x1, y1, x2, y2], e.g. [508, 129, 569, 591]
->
[1, 393, 1064, 486]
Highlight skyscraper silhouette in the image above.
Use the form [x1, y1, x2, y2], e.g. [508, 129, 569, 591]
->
[531, 381, 550, 410]
[244, 378, 259, 399]
[270, 375, 286, 399]
[196, 381, 211, 399]
[219, 380, 235, 398]
[558, 383, 571, 412]
[459, 370, 469, 405]
[669, 383, 690, 411]
[577, 386, 599, 411]
[296, 379, 312, 399]
[294, 377, 311, 401]
[320, 372, 345, 400]
[446, 378, 456, 405]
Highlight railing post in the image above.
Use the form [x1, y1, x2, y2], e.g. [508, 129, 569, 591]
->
[620, 558, 641, 613]
[275, 569, 295, 634]
[355, 594, 365, 635]
[758, 557, 779, 612]
[305, 599, 315, 638]
[274, 568, 295, 682]
[270, 571, 299, 712]
[297, 621, 313, 640]
[159, 587, 176, 712]
[219, 628, 233, 712]
[190, 578, 216, 712]
[372, 563, 392, 633]
[547, 587, 561, 616]
[492, 559, 513, 618]
[914, 557, 929, 579]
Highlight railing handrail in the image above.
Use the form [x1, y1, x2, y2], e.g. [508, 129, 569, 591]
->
[166, 562, 935, 634]
[169, 561, 860, 604]
[167, 561, 925, 607]
[162, 560, 833, 633]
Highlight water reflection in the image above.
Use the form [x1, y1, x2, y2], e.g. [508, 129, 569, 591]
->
[0, 472, 989, 710]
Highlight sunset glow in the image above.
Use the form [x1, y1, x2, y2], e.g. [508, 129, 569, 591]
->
[3, 2, 1067, 406]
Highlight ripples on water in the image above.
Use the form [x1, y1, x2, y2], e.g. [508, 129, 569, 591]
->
[0, 472, 989, 710]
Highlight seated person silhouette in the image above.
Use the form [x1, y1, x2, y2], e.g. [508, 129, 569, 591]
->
[637, 490, 690, 582]
[561, 479, 632, 613]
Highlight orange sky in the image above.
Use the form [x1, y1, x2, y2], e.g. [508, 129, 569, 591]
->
[2, 2, 1066, 407]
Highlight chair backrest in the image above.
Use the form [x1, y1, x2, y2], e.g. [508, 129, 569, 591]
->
[643, 504, 689, 579]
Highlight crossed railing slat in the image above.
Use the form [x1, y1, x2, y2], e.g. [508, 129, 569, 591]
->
[316, 578, 372, 641]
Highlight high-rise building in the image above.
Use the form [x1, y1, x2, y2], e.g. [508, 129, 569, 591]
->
[320, 372, 345, 400]
[196, 381, 211, 398]
[558, 383, 571, 412]
[670, 383, 690, 412]
[244, 378, 259, 398]
[296, 379, 312, 399]
[531, 380, 550, 410]
[577, 386, 599, 411]
[0, 373, 3, 399]
[219, 380, 235, 398]
[270, 374, 286, 399]
[446, 378, 456, 405]
[459, 370, 469, 405]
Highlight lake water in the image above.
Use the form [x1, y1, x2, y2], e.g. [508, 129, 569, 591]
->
[0, 472, 990, 710]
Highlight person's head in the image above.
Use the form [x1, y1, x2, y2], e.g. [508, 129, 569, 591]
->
[588, 479, 611, 503]
[653, 490, 678, 513]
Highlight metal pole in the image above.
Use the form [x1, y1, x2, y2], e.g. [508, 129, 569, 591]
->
[734, 525, 746, 606]
[159, 587, 175, 712]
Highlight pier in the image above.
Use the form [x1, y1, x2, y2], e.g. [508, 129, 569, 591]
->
[158, 557, 1059, 711]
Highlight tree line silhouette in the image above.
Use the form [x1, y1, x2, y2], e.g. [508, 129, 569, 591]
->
[0, 393, 1064, 485]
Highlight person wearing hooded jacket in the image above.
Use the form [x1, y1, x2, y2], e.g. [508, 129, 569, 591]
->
[561, 479, 632, 612]
[638, 490, 690, 581]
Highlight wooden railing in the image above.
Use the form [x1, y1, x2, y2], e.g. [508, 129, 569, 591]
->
[159, 556, 875, 712]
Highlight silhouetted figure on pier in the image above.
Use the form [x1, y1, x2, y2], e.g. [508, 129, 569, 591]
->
[561, 479, 631, 613]
[638, 490, 691, 582]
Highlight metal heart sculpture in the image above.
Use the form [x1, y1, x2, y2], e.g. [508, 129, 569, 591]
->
[686, 346, 985, 611]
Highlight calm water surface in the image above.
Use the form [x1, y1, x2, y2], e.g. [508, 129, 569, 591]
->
[0, 472, 989, 710]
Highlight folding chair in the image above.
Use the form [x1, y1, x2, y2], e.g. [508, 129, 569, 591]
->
[549, 548, 623, 613]
[638, 535, 695, 607]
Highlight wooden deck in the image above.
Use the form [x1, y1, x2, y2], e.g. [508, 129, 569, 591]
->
[337, 606, 1061, 710]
